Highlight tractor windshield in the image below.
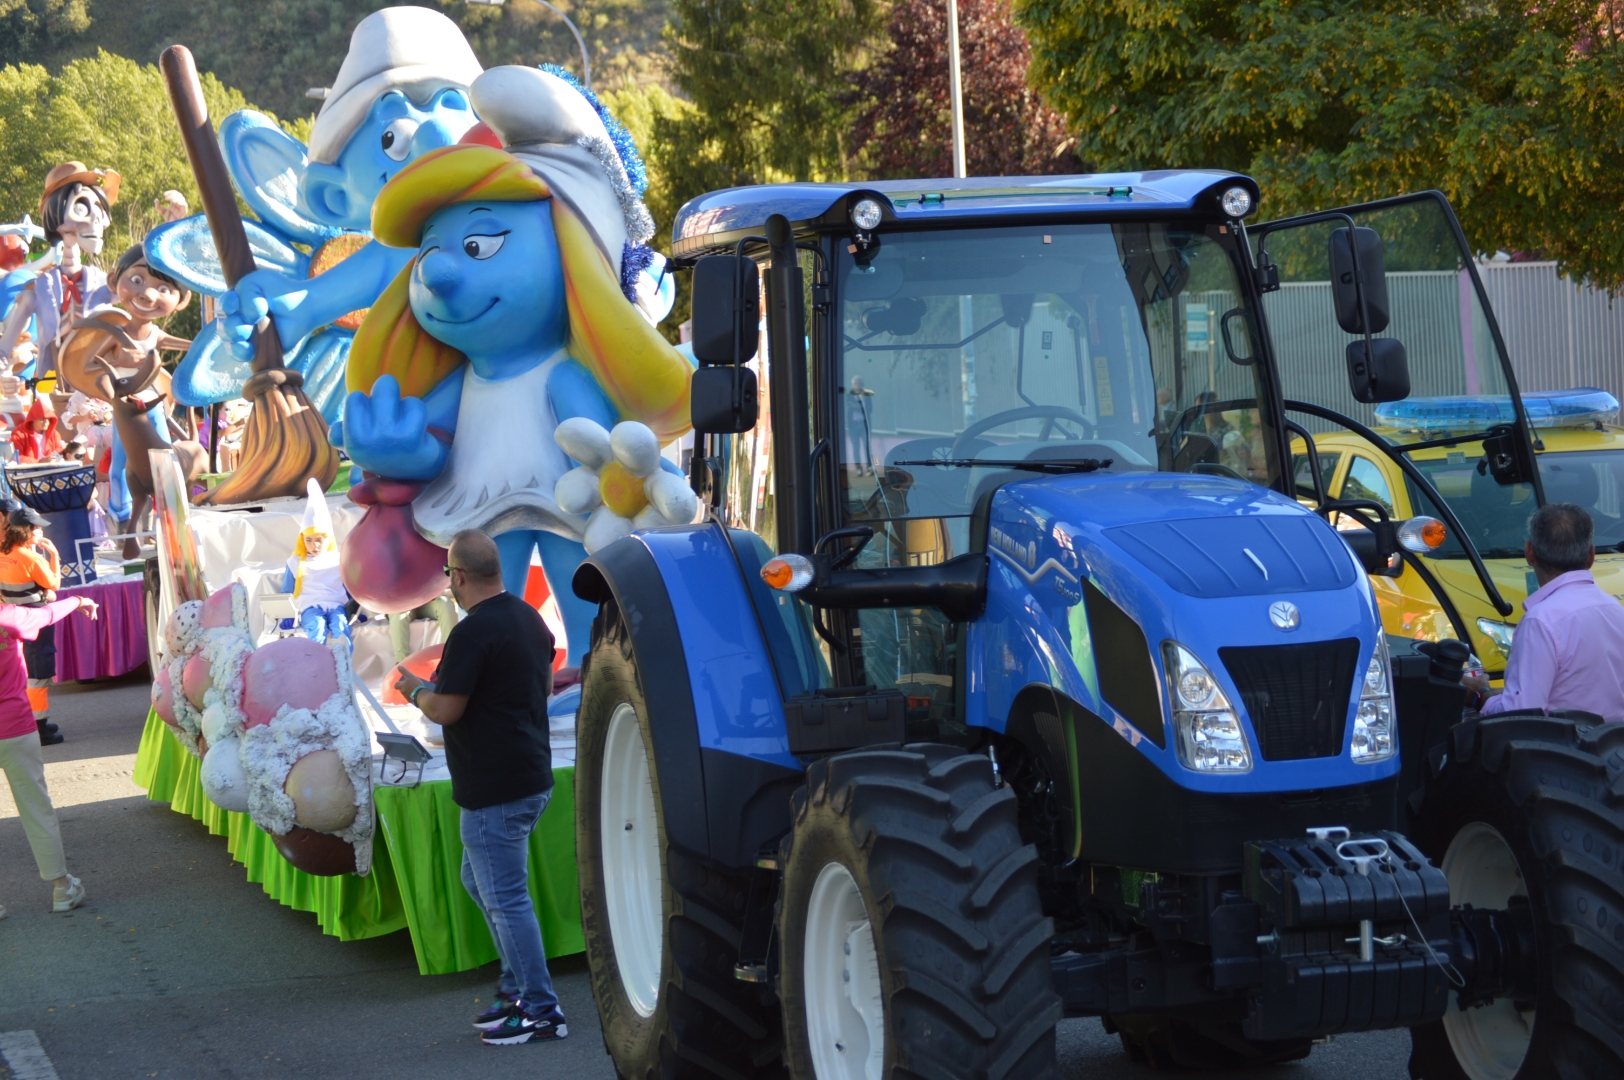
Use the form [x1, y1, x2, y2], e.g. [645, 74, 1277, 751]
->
[837, 221, 1278, 530]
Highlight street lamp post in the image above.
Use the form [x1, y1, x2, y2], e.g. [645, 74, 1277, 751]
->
[946, 0, 965, 178]
[466, 0, 592, 91]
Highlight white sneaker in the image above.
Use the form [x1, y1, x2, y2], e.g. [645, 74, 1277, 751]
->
[52, 876, 84, 912]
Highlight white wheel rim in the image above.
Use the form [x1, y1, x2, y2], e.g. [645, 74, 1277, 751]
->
[803, 861, 885, 1080]
[600, 703, 663, 1018]
[1441, 821, 1534, 1080]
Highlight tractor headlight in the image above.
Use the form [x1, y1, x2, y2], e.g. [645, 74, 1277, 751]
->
[1476, 617, 1516, 659]
[1220, 186, 1254, 218]
[850, 198, 884, 231]
[1164, 642, 1252, 773]
[1351, 639, 1396, 763]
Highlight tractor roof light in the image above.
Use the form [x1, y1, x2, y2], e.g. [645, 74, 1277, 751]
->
[1163, 642, 1252, 773]
[850, 198, 884, 232]
[1219, 186, 1254, 219]
[1352, 638, 1396, 764]
[761, 553, 815, 592]
[1397, 516, 1448, 554]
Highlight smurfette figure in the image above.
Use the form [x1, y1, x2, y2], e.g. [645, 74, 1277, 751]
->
[281, 478, 351, 645]
[337, 67, 693, 663]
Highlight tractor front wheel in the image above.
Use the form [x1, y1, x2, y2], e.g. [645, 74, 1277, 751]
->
[576, 597, 783, 1080]
[776, 745, 1061, 1080]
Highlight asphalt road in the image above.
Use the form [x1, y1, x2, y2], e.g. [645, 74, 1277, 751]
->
[1, 675, 1415, 1079]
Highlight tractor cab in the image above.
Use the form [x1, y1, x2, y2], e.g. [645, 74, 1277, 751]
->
[567, 173, 1621, 1080]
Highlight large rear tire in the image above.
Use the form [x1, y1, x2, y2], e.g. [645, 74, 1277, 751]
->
[576, 597, 784, 1080]
[1408, 714, 1624, 1080]
[777, 745, 1062, 1080]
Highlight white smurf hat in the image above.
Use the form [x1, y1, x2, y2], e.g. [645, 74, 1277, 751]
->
[308, 6, 484, 166]
[469, 66, 655, 282]
[300, 476, 335, 535]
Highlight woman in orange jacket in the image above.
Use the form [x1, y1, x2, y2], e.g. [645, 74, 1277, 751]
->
[0, 506, 64, 742]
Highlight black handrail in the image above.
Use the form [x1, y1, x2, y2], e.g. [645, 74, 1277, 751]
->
[1285, 399, 1513, 617]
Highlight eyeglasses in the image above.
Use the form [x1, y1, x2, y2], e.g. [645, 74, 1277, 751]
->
[443, 564, 462, 577]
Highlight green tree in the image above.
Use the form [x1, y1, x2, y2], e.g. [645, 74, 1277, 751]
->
[6, 0, 672, 124]
[0, 0, 89, 58]
[0, 50, 264, 258]
[656, 0, 888, 200]
[0, 50, 304, 340]
[1014, 0, 1624, 290]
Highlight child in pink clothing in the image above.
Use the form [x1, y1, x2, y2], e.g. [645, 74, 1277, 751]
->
[0, 594, 97, 917]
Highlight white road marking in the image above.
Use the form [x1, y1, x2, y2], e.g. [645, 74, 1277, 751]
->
[0, 1030, 61, 1080]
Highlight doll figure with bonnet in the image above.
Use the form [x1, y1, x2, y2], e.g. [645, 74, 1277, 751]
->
[279, 478, 351, 645]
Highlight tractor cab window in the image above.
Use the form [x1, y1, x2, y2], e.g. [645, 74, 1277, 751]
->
[837, 221, 1278, 555]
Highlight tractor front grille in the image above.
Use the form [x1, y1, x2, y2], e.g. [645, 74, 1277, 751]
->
[1218, 639, 1361, 761]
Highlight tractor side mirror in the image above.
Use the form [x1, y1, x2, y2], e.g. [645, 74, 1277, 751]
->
[1328, 226, 1390, 335]
[691, 254, 760, 365]
[690, 365, 759, 434]
[1346, 337, 1410, 403]
[689, 254, 761, 434]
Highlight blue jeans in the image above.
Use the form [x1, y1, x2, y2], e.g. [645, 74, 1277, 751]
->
[460, 790, 559, 1014]
[298, 605, 350, 644]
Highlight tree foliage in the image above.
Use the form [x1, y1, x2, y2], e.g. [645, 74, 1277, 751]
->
[4, 0, 671, 123]
[0, 49, 300, 339]
[656, 0, 888, 198]
[854, 0, 1075, 179]
[0, 50, 264, 254]
[1014, 0, 1624, 290]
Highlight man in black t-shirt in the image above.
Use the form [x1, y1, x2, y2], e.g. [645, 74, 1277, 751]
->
[394, 529, 564, 1046]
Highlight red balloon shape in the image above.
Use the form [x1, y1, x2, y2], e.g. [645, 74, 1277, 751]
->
[240, 637, 339, 728]
[341, 478, 447, 614]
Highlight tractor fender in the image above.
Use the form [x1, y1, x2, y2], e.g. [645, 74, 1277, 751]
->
[574, 524, 803, 869]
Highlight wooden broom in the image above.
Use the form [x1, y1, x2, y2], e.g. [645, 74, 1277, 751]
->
[161, 45, 338, 505]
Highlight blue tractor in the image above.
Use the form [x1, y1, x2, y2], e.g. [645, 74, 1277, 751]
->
[570, 174, 1624, 1080]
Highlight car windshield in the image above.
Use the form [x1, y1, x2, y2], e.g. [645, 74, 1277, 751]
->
[1405, 448, 1624, 558]
[837, 221, 1278, 524]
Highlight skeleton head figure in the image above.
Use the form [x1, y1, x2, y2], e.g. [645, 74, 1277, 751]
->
[39, 163, 118, 259]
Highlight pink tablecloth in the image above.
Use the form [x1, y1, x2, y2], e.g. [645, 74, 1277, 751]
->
[56, 577, 148, 681]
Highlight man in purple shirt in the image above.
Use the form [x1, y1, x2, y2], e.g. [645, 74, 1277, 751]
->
[1463, 502, 1624, 722]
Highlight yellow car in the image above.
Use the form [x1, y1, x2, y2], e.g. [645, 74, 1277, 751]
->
[1292, 389, 1624, 674]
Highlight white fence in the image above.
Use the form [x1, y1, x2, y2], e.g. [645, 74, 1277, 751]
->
[1477, 261, 1624, 402]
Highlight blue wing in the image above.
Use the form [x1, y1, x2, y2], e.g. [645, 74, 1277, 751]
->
[171, 321, 251, 407]
[170, 316, 352, 428]
[218, 111, 342, 248]
[144, 215, 310, 298]
[285, 327, 353, 426]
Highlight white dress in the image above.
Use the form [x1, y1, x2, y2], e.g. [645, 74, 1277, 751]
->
[411, 352, 585, 546]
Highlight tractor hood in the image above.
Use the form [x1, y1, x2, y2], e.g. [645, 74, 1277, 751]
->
[974, 472, 1394, 795]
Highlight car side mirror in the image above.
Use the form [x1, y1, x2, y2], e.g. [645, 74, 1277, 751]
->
[1346, 337, 1410, 403]
[1328, 226, 1390, 334]
[690, 254, 760, 365]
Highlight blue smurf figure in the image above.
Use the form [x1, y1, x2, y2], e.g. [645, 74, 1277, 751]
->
[144, 5, 483, 425]
[336, 67, 692, 665]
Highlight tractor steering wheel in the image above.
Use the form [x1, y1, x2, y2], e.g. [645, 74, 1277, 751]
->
[950, 405, 1096, 460]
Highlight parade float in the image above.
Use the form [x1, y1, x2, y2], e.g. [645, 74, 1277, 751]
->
[118, 6, 694, 977]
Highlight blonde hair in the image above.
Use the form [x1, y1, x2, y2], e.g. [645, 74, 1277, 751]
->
[348, 144, 691, 441]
